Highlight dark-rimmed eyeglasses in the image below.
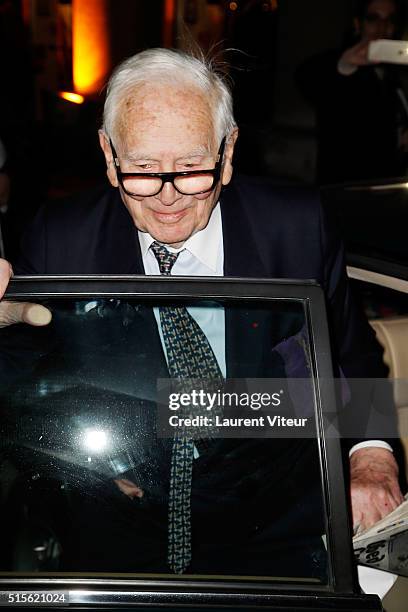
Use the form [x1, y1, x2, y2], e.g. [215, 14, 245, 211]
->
[109, 137, 226, 198]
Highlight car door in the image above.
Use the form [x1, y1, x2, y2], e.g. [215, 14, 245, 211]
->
[0, 276, 382, 611]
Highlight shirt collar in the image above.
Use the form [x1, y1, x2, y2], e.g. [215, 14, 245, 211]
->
[137, 202, 222, 273]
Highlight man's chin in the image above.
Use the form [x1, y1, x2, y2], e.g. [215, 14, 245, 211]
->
[149, 227, 192, 248]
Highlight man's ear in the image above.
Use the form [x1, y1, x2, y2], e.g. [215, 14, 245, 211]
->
[98, 130, 119, 187]
[221, 128, 239, 186]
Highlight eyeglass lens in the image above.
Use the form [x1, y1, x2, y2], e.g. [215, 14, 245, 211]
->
[122, 172, 215, 196]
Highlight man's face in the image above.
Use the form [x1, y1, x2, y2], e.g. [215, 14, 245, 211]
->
[359, 0, 397, 41]
[100, 84, 236, 248]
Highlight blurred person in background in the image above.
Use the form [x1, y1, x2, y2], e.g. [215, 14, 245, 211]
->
[297, 0, 408, 184]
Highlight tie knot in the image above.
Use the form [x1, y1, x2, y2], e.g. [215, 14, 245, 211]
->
[151, 241, 181, 275]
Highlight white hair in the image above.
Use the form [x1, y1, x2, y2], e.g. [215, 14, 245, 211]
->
[102, 47, 236, 147]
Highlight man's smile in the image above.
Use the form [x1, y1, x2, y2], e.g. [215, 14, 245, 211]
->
[151, 208, 190, 223]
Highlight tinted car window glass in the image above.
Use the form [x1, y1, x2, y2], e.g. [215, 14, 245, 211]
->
[0, 296, 328, 584]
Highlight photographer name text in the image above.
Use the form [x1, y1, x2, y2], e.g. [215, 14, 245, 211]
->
[168, 415, 308, 428]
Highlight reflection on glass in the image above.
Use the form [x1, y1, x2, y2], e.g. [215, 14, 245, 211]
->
[0, 297, 327, 583]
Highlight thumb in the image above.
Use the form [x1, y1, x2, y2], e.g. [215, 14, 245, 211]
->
[0, 258, 12, 298]
[0, 301, 52, 328]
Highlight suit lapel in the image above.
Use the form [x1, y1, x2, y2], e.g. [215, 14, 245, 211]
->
[220, 184, 268, 278]
[219, 184, 271, 378]
[133, 228, 146, 274]
[108, 193, 171, 382]
[107, 189, 146, 274]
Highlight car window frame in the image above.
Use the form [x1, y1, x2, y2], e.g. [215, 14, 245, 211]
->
[0, 275, 372, 609]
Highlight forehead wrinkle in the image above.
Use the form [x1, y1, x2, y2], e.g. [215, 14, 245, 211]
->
[115, 83, 216, 153]
[179, 145, 212, 157]
[122, 144, 212, 165]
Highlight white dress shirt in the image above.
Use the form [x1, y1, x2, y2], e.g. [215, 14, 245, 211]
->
[138, 203, 226, 377]
[138, 203, 390, 457]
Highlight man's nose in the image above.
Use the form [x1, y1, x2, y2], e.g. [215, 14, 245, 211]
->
[155, 181, 183, 206]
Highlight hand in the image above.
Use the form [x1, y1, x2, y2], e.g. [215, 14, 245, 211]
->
[114, 478, 144, 499]
[350, 447, 404, 533]
[338, 40, 376, 74]
[0, 258, 52, 327]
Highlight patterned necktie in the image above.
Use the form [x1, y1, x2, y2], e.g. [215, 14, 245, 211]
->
[150, 241, 223, 574]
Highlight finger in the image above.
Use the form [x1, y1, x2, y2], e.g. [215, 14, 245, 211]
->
[354, 40, 370, 51]
[356, 49, 371, 65]
[352, 508, 363, 532]
[350, 487, 382, 530]
[351, 496, 365, 529]
[114, 478, 144, 499]
[22, 303, 52, 326]
[0, 258, 12, 298]
[353, 522, 363, 536]
[372, 480, 404, 513]
[351, 507, 376, 532]
[0, 301, 52, 328]
[356, 41, 372, 63]
[359, 505, 382, 531]
[379, 491, 402, 514]
[352, 40, 370, 57]
[368, 485, 402, 520]
[389, 482, 405, 506]
[374, 495, 399, 517]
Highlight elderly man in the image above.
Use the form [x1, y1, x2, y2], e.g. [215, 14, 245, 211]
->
[0, 48, 404, 574]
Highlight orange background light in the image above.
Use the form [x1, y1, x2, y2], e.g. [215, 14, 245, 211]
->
[163, 0, 175, 47]
[59, 91, 85, 104]
[72, 0, 111, 96]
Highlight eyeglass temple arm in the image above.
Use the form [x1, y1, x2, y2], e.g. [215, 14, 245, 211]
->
[109, 139, 120, 167]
